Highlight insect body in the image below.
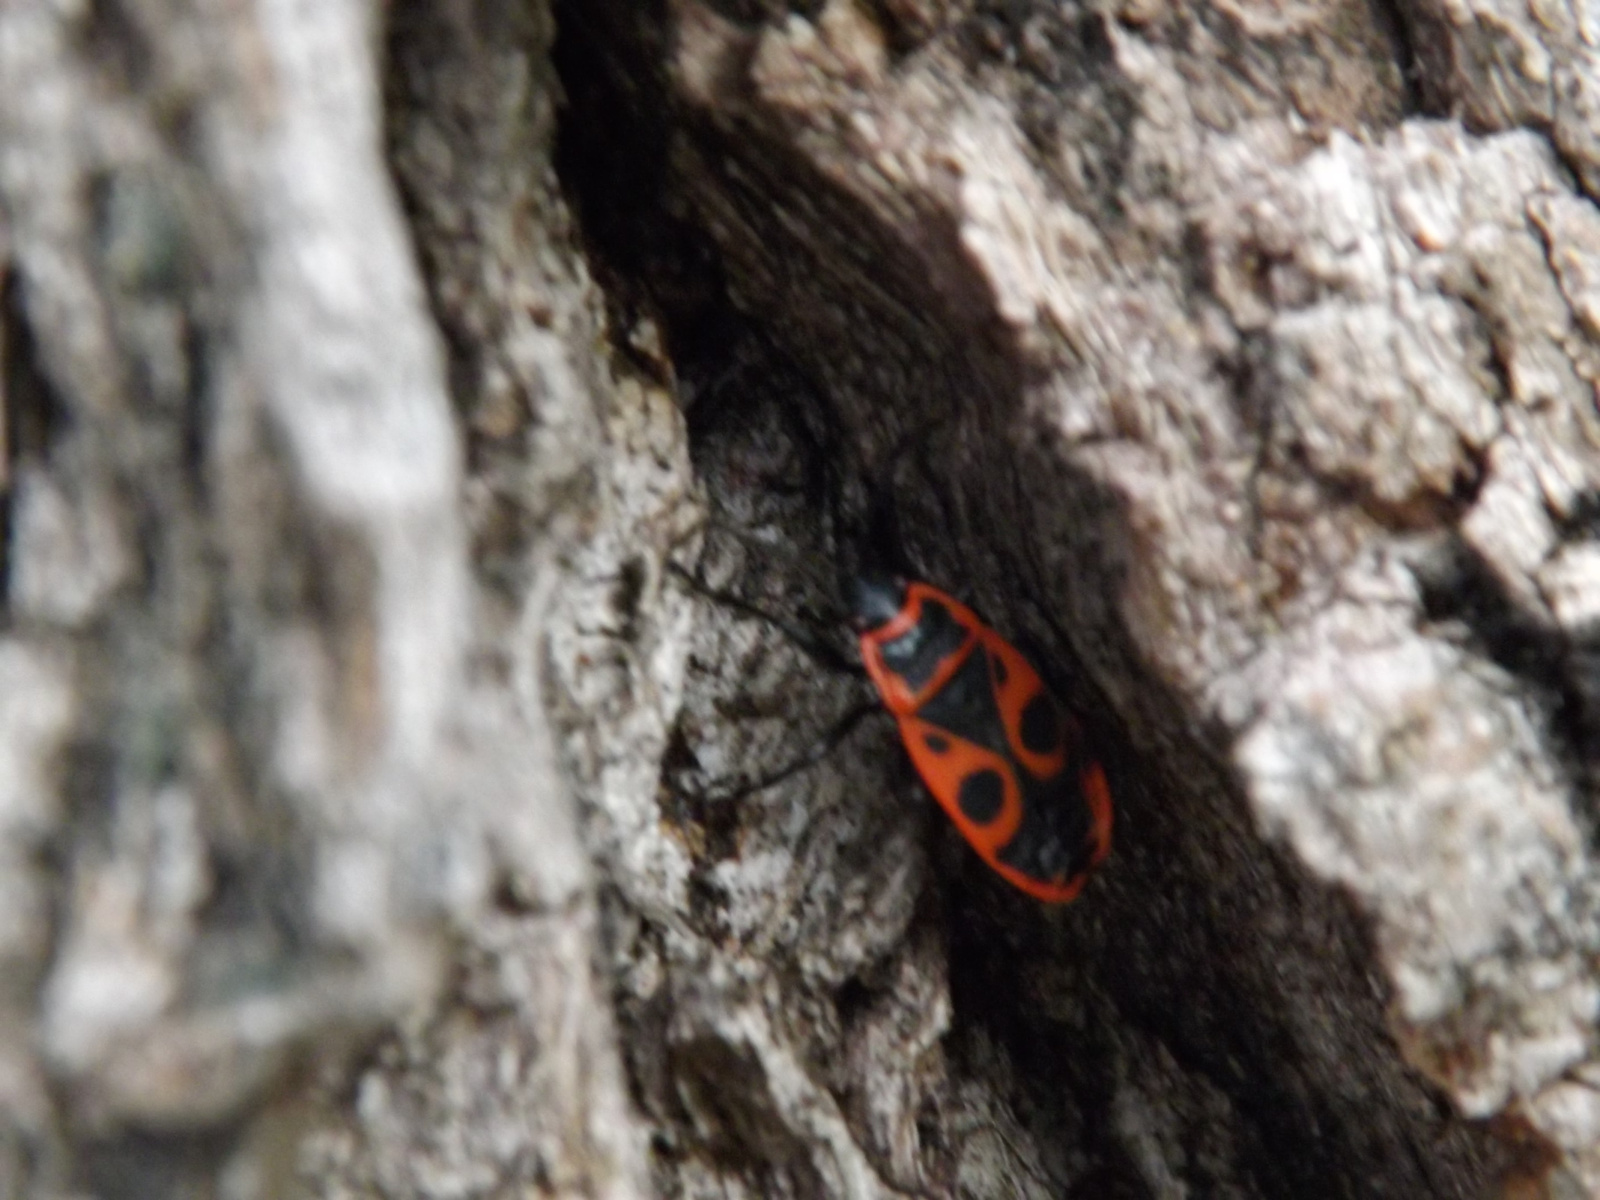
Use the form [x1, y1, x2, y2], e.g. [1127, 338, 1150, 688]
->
[673, 390, 1112, 903]
[850, 572, 1113, 903]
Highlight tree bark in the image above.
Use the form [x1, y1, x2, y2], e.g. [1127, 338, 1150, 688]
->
[3, 0, 1600, 1196]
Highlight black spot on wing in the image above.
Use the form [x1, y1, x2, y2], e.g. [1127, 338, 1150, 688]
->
[996, 758, 1097, 885]
[989, 651, 1008, 686]
[1019, 692, 1063, 756]
[923, 732, 951, 754]
[958, 768, 1005, 824]
[879, 599, 968, 692]
[917, 650, 1007, 755]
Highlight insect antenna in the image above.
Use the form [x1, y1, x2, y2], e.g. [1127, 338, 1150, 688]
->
[667, 560, 861, 678]
[695, 699, 882, 803]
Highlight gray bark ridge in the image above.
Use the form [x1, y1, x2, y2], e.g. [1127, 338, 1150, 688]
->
[1, 0, 647, 1195]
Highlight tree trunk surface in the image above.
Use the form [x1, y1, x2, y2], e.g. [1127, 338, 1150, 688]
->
[2, 0, 1599, 1196]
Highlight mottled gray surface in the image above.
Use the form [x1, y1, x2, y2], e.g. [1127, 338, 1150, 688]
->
[0, 0, 642, 1195]
[2, 0, 1599, 1195]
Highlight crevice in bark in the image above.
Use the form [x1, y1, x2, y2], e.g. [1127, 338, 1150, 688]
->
[1371, 0, 1432, 117]
[1554, 489, 1600, 541]
[80, 0, 158, 94]
[1415, 537, 1600, 845]
[77, 1126, 242, 1200]
[0, 270, 14, 615]
[0, 267, 73, 618]
[551, 0, 704, 343]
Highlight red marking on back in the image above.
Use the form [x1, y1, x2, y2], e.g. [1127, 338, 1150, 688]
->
[857, 580, 1113, 903]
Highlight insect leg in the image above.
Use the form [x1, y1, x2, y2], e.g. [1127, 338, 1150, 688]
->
[699, 698, 881, 803]
[667, 560, 861, 677]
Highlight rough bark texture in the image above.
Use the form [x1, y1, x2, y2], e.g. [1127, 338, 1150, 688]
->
[4, 0, 1600, 1196]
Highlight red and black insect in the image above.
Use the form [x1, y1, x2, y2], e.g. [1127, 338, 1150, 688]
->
[677, 391, 1111, 903]
[846, 566, 1112, 903]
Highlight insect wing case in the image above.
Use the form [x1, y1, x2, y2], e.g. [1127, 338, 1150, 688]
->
[856, 582, 1112, 902]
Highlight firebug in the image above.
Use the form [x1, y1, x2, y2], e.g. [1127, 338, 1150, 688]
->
[847, 570, 1113, 902]
[677, 398, 1112, 903]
